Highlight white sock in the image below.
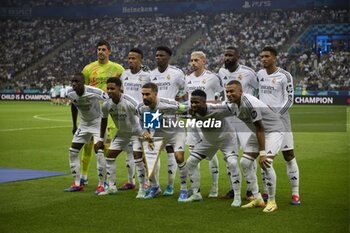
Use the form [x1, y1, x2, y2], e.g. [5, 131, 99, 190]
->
[226, 155, 241, 200]
[187, 155, 201, 193]
[106, 158, 116, 188]
[69, 148, 80, 186]
[240, 155, 259, 198]
[265, 160, 277, 201]
[167, 152, 177, 188]
[209, 154, 219, 191]
[135, 158, 146, 191]
[126, 149, 135, 185]
[177, 160, 188, 191]
[96, 149, 106, 186]
[261, 168, 269, 194]
[286, 158, 299, 196]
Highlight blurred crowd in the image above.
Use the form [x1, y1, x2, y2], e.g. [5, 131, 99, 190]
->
[0, 8, 349, 93]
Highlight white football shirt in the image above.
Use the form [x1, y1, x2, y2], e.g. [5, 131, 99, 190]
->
[218, 64, 259, 97]
[121, 69, 151, 103]
[258, 67, 293, 116]
[102, 94, 142, 135]
[66, 85, 108, 124]
[185, 70, 223, 101]
[150, 65, 185, 99]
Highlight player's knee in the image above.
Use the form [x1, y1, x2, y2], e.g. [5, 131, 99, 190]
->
[226, 156, 238, 170]
[240, 156, 253, 169]
[282, 150, 294, 161]
[187, 155, 201, 170]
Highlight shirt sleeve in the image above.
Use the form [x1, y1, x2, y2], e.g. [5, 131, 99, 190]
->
[279, 72, 294, 115]
[101, 102, 109, 118]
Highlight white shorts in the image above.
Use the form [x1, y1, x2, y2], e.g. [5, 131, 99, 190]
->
[192, 132, 238, 160]
[185, 127, 201, 146]
[281, 115, 294, 151]
[72, 121, 101, 144]
[228, 116, 253, 149]
[244, 131, 284, 157]
[157, 132, 186, 152]
[109, 134, 142, 152]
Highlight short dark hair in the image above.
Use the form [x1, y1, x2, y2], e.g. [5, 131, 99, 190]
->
[142, 82, 158, 93]
[261, 46, 277, 56]
[96, 40, 111, 51]
[107, 77, 122, 87]
[130, 48, 143, 59]
[156, 46, 172, 56]
[191, 89, 207, 99]
[226, 46, 240, 55]
[227, 80, 241, 87]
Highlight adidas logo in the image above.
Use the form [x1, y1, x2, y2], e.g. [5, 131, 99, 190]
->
[187, 81, 192, 84]
[284, 145, 289, 149]
[260, 78, 264, 81]
[233, 180, 240, 184]
[267, 150, 272, 154]
[223, 76, 228, 80]
[124, 77, 128, 80]
[152, 77, 157, 81]
[291, 177, 298, 180]
[178, 146, 183, 150]
[168, 170, 173, 174]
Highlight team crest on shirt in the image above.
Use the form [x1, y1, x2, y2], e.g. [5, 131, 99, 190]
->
[201, 79, 207, 84]
[166, 75, 171, 80]
[272, 77, 276, 84]
[238, 74, 243, 80]
[139, 76, 143, 81]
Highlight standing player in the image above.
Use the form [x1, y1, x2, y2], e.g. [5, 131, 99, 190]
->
[185, 51, 224, 198]
[64, 73, 109, 193]
[95, 78, 147, 198]
[225, 80, 285, 212]
[258, 46, 300, 205]
[120, 48, 151, 190]
[149, 46, 186, 196]
[137, 82, 188, 201]
[185, 90, 241, 207]
[218, 47, 259, 199]
[81, 40, 125, 186]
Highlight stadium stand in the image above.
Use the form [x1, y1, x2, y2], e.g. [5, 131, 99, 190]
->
[0, 5, 349, 93]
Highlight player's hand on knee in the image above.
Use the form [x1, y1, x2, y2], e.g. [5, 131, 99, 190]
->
[259, 151, 271, 170]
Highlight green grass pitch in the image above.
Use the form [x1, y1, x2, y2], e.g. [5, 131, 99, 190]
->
[0, 101, 348, 233]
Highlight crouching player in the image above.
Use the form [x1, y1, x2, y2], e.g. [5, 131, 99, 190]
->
[185, 89, 242, 207]
[95, 78, 147, 198]
[225, 80, 284, 212]
[64, 73, 109, 193]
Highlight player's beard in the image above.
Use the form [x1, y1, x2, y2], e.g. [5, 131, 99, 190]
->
[224, 60, 235, 69]
[143, 99, 151, 106]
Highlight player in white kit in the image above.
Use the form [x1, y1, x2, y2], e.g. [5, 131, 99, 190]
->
[258, 46, 300, 205]
[185, 89, 241, 207]
[218, 47, 259, 199]
[64, 73, 109, 194]
[95, 78, 147, 198]
[185, 51, 224, 198]
[137, 82, 188, 202]
[225, 80, 284, 212]
[119, 48, 151, 191]
[149, 46, 186, 196]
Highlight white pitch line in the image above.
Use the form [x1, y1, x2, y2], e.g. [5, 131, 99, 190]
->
[0, 125, 70, 132]
[33, 113, 70, 122]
